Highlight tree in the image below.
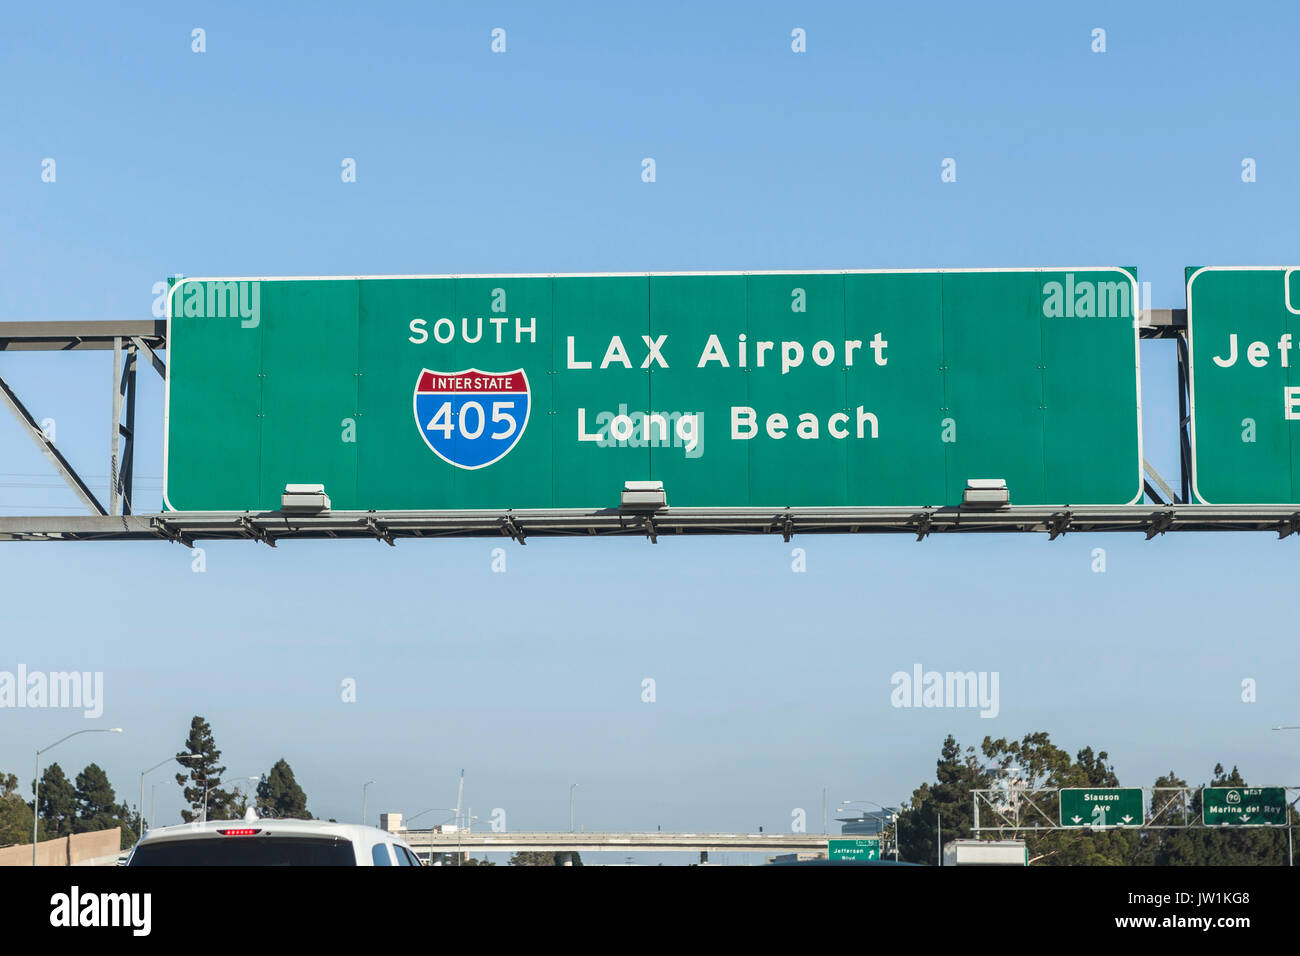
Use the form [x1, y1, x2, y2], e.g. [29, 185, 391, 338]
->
[508, 850, 582, 866]
[0, 772, 37, 845]
[896, 735, 994, 864]
[175, 715, 234, 823]
[1148, 764, 1292, 866]
[979, 733, 1139, 866]
[35, 763, 77, 838]
[72, 763, 135, 850]
[256, 759, 310, 819]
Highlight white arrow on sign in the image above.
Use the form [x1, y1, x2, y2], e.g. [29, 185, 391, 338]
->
[1071, 816, 1082, 824]
[1091, 804, 1108, 827]
[1121, 814, 1133, 824]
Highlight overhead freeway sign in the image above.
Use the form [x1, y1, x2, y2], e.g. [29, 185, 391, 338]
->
[1186, 266, 1300, 503]
[163, 270, 1142, 512]
[1201, 787, 1287, 827]
[1059, 787, 1143, 828]
[828, 838, 881, 861]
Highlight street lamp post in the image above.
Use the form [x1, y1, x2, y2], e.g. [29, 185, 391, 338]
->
[405, 807, 462, 864]
[1273, 725, 1300, 865]
[139, 753, 202, 840]
[570, 784, 578, 833]
[838, 799, 902, 861]
[33, 727, 123, 866]
[362, 781, 375, 827]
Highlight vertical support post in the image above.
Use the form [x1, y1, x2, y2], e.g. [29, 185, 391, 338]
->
[121, 344, 137, 515]
[109, 336, 122, 515]
[1177, 332, 1192, 504]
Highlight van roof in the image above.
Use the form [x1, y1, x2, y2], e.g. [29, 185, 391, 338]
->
[137, 817, 411, 847]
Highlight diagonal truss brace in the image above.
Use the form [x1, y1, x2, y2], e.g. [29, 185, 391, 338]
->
[0, 372, 107, 516]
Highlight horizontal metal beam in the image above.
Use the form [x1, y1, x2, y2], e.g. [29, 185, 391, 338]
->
[0, 320, 166, 351]
[3, 505, 1300, 543]
[1137, 308, 1187, 339]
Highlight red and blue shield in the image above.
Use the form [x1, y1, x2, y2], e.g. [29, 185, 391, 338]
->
[413, 369, 530, 470]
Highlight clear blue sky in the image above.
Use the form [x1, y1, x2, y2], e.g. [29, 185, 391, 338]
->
[1, 1, 1298, 855]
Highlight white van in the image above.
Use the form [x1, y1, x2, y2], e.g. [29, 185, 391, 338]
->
[126, 814, 424, 867]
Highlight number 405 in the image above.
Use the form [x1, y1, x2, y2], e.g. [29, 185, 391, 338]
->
[425, 400, 521, 440]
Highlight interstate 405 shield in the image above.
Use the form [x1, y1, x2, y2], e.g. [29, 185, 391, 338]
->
[162, 270, 1142, 511]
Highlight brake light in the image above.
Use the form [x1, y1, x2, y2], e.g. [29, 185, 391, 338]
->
[217, 828, 261, 836]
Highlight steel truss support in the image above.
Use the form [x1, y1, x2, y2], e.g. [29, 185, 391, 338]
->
[109, 336, 140, 515]
[0, 321, 166, 518]
[0, 373, 107, 516]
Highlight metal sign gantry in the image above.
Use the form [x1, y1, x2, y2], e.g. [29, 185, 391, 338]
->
[0, 320, 164, 519]
[971, 785, 1299, 833]
[4, 311, 1300, 544]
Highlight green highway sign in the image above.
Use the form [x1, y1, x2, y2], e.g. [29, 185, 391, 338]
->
[1186, 266, 1300, 502]
[1201, 787, 1287, 827]
[1059, 787, 1143, 828]
[163, 270, 1142, 512]
[828, 838, 880, 862]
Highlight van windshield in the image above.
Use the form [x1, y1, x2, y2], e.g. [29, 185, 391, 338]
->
[129, 836, 357, 866]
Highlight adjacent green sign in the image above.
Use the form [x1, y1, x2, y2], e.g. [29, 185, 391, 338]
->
[1186, 266, 1300, 503]
[163, 270, 1142, 512]
[1059, 787, 1143, 828]
[828, 838, 881, 861]
[1201, 787, 1287, 827]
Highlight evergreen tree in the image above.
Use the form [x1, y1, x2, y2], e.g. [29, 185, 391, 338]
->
[35, 763, 77, 838]
[72, 763, 136, 849]
[0, 772, 38, 845]
[255, 759, 310, 819]
[175, 715, 234, 822]
[896, 734, 994, 864]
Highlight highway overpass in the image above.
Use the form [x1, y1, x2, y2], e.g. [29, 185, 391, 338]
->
[402, 830, 830, 857]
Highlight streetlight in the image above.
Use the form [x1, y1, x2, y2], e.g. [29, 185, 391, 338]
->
[407, 807, 459, 828]
[33, 727, 123, 865]
[362, 781, 375, 827]
[838, 799, 901, 861]
[570, 784, 578, 833]
[1274, 726, 1300, 865]
[139, 753, 203, 840]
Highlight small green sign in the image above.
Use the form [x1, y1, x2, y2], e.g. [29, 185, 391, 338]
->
[1201, 787, 1287, 827]
[1059, 788, 1143, 827]
[828, 838, 881, 861]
